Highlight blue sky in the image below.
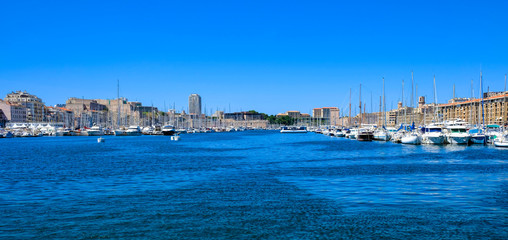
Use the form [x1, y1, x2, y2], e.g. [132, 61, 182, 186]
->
[1, 1, 507, 115]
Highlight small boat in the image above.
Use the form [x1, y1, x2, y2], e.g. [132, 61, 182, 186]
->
[401, 132, 422, 145]
[97, 137, 105, 143]
[170, 135, 180, 141]
[357, 128, 374, 141]
[280, 126, 308, 133]
[373, 128, 391, 141]
[162, 125, 176, 136]
[493, 133, 508, 148]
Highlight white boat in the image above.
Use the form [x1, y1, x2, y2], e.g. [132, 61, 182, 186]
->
[125, 125, 142, 136]
[445, 126, 471, 144]
[401, 132, 422, 145]
[170, 135, 180, 141]
[493, 133, 508, 147]
[333, 129, 346, 137]
[373, 128, 391, 141]
[348, 128, 358, 139]
[86, 125, 104, 136]
[280, 126, 307, 133]
[485, 125, 503, 143]
[422, 125, 445, 145]
[162, 125, 176, 136]
[97, 137, 105, 143]
[470, 129, 487, 144]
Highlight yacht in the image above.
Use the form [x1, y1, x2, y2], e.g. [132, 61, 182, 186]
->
[422, 125, 445, 145]
[469, 128, 487, 144]
[357, 128, 374, 141]
[333, 129, 346, 137]
[485, 125, 503, 143]
[280, 126, 308, 133]
[348, 128, 358, 139]
[373, 128, 391, 141]
[445, 126, 471, 144]
[401, 131, 422, 145]
[125, 126, 142, 136]
[86, 125, 104, 136]
[162, 125, 176, 136]
[493, 132, 508, 148]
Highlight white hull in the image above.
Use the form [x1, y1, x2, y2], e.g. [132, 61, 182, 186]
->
[494, 141, 508, 147]
[446, 135, 471, 144]
[373, 134, 390, 141]
[401, 135, 421, 145]
[422, 134, 445, 145]
[280, 130, 308, 133]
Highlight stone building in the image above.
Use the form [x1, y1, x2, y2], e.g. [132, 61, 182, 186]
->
[0, 100, 27, 123]
[45, 106, 75, 128]
[66, 97, 108, 128]
[4, 91, 45, 122]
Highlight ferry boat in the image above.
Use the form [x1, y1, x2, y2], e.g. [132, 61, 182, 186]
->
[280, 126, 307, 133]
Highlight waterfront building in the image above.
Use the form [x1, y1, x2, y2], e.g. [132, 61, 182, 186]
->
[313, 107, 340, 125]
[224, 111, 264, 121]
[4, 91, 45, 122]
[0, 100, 27, 123]
[0, 109, 6, 127]
[66, 98, 107, 128]
[189, 94, 202, 116]
[45, 106, 75, 128]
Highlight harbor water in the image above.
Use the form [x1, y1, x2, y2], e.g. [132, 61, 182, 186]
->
[1, 131, 507, 239]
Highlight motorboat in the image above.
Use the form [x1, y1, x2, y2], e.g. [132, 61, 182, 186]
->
[97, 137, 105, 143]
[280, 126, 308, 133]
[422, 125, 445, 145]
[373, 128, 391, 141]
[125, 125, 142, 136]
[401, 131, 422, 145]
[485, 125, 503, 143]
[162, 125, 176, 136]
[445, 126, 471, 144]
[348, 128, 358, 139]
[333, 129, 346, 137]
[469, 128, 486, 144]
[493, 133, 508, 148]
[357, 128, 374, 141]
[86, 125, 104, 136]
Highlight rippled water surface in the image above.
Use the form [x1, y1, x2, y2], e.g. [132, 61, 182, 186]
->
[1, 131, 507, 239]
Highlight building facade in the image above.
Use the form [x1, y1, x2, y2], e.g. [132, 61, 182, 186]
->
[4, 91, 45, 122]
[189, 94, 202, 116]
[0, 100, 27, 123]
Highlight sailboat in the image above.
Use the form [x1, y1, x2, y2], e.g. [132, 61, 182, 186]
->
[401, 71, 422, 145]
[422, 75, 445, 144]
[373, 77, 391, 141]
[357, 84, 374, 141]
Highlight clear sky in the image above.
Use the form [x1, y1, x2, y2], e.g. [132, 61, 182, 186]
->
[1, 1, 507, 115]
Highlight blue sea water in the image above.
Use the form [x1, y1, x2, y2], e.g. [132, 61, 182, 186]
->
[0, 131, 507, 239]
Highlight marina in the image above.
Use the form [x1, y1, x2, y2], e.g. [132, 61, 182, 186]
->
[1, 130, 507, 238]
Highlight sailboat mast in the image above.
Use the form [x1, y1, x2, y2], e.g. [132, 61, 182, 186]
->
[481, 71, 485, 125]
[433, 75, 437, 122]
[402, 79, 405, 124]
[359, 84, 362, 127]
[349, 88, 351, 128]
[383, 77, 386, 127]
